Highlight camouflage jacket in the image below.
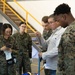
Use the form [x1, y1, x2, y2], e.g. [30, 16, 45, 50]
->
[12, 32, 32, 58]
[43, 29, 52, 40]
[57, 21, 75, 75]
[42, 29, 52, 51]
[0, 35, 17, 72]
[0, 35, 17, 55]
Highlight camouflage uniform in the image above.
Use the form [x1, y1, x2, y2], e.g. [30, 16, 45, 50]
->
[42, 29, 52, 75]
[57, 21, 75, 75]
[42, 29, 52, 51]
[43, 29, 52, 40]
[12, 32, 32, 75]
[0, 35, 16, 75]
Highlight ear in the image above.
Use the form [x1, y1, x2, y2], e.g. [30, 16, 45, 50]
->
[62, 14, 67, 20]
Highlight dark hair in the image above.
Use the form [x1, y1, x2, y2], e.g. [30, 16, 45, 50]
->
[54, 3, 71, 15]
[0, 23, 3, 35]
[48, 14, 56, 21]
[2, 23, 12, 35]
[42, 16, 48, 23]
[19, 21, 26, 26]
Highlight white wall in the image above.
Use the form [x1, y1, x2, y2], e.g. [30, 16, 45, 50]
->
[0, 14, 10, 23]
[8, 0, 75, 33]
[0, 14, 2, 22]
[0, 14, 16, 34]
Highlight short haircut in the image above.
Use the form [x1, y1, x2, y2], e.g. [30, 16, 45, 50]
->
[42, 16, 48, 23]
[54, 3, 71, 15]
[19, 21, 26, 26]
[2, 23, 12, 35]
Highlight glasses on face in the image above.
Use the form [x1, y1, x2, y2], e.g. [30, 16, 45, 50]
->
[4, 31, 12, 36]
[48, 21, 55, 25]
[5, 31, 11, 33]
[20, 26, 26, 28]
[4, 28, 12, 35]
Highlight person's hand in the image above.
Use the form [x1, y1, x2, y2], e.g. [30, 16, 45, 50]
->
[38, 52, 42, 57]
[8, 48, 12, 52]
[0, 46, 8, 51]
[35, 31, 41, 37]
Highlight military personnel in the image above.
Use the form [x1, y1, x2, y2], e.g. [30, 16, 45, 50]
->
[43, 29, 52, 40]
[41, 16, 52, 75]
[42, 16, 52, 40]
[54, 3, 75, 75]
[0, 23, 16, 75]
[12, 22, 32, 75]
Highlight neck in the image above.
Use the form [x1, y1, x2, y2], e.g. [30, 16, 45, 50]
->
[68, 14, 75, 25]
[4, 35, 9, 39]
[19, 31, 24, 35]
[68, 18, 75, 25]
[54, 24, 60, 30]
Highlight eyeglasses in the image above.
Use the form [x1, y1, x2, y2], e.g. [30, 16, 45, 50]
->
[20, 26, 26, 28]
[48, 21, 55, 24]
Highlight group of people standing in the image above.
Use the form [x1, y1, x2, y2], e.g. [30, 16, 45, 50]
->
[0, 22, 32, 75]
[35, 3, 75, 75]
[0, 3, 75, 75]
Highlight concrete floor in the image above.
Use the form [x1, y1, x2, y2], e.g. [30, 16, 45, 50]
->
[31, 58, 45, 75]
